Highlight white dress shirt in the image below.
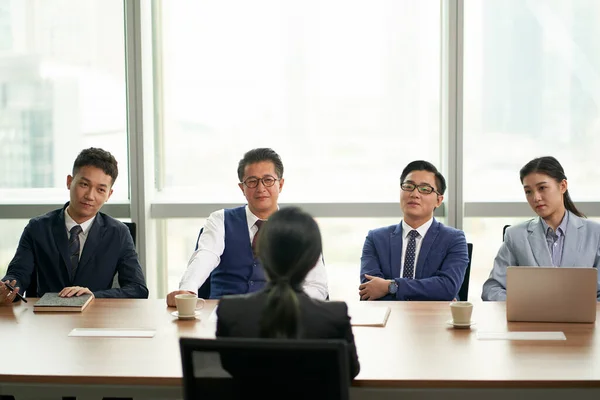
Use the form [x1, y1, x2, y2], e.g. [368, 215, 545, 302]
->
[399, 218, 434, 278]
[65, 209, 96, 260]
[179, 206, 329, 300]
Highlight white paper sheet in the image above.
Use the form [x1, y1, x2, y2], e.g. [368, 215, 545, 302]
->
[347, 305, 391, 327]
[209, 306, 218, 322]
[68, 328, 156, 338]
[477, 331, 566, 341]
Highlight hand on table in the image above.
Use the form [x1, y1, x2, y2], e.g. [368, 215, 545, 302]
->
[0, 280, 20, 305]
[166, 290, 196, 307]
[358, 274, 390, 301]
[59, 286, 94, 298]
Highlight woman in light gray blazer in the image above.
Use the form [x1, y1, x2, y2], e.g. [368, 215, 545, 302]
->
[482, 156, 600, 301]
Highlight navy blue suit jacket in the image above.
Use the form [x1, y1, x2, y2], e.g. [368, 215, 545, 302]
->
[2, 204, 148, 298]
[360, 218, 469, 300]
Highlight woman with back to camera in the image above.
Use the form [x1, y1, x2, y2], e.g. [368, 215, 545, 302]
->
[482, 156, 600, 301]
[216, 206, 360, 379]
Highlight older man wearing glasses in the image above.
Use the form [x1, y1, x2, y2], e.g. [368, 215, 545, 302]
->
[166, 148, 328, 305]
[358, 160, 469, 301]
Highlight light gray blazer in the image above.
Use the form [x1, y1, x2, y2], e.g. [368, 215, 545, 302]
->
[482, 211, 600, 301]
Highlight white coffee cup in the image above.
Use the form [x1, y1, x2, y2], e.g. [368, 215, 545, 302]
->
[449, 301, 473, 325]
[175, 294, 206, 317]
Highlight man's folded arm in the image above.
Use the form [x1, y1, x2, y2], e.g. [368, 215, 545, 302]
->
[360, 232, 385, 283]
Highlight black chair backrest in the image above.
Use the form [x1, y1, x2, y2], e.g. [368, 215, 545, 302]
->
[457, 243, 473, 301]
[193, 227, 212, 298]
[503, 224, 511, 242]
[124, 222, 137, 246]
[180, 337, 350, 400]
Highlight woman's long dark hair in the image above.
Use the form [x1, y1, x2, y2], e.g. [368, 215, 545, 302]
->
[256, 207, 323, 338]
[519, 156, 585, 218]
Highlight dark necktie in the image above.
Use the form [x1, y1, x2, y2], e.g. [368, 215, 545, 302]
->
[402, 230, 419, 279]
[251, 220, 265, 258]
[68, 225, 83, 278]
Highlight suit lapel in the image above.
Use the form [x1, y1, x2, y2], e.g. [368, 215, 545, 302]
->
[415, 219, 439, 279]
[390, 223, 403, 279]
[52, 208, 72, 278]
[527, 218, 553, 266]
[561, 212, 583, 267]
[77, 213, 105, 276]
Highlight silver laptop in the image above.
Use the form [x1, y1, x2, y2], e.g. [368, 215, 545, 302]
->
[506, 267, 597, 323]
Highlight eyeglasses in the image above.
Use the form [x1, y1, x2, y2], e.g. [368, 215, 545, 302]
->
[401, 182, 440, 195]
[241, 176, 279, 188]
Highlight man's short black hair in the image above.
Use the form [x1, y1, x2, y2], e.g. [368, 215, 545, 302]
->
[237, 148, 284, 182]
[400, 160, 446, 195]
[72, 147, 119, 186]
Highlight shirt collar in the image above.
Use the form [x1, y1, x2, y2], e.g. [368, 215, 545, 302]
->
[65, 208, 95, 235]
[540, 210, 569, 237]
[245, 205, 277, 230]
[402, 217, 434, 240]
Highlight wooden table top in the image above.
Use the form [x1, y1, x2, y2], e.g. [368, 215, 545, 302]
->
[1, 299, 599, 388]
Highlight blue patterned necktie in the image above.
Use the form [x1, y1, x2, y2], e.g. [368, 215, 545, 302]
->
[402, 230, 419, 279]
[68, 225, 83, 278]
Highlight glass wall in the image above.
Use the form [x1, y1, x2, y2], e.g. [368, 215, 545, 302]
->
[463, 0, 600, 201]
[152, 0, 441, 204]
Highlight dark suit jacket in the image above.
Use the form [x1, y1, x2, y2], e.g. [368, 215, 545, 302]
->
[2, 204, 148, 298]
[216, 289, 360, 379]
[360, 218, 469, 300]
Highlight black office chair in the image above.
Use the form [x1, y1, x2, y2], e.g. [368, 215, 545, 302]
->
[503, 224, 511, 242]
[457, 243, 473, 301]
[180, 337, 350, 400]
[124, 222, 137, 246]
[192, 227, 213, 298]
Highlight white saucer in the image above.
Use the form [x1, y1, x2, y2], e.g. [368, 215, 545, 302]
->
[171, 311, 201, 320]
[446, 319, 476, 329]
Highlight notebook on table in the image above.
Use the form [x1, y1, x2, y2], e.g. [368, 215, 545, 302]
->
[33, 293, 94, 312]
[506, 266, 597, 323]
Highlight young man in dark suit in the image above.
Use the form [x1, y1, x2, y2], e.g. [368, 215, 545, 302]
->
[0, 147, 148, 304]
[358, 160, 469, 301]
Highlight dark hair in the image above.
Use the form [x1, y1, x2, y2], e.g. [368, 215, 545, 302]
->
[72, 147, 119, 186]
[237, 148, 284, 182]
[257, 207, 322, 339]
[519, 156, 585, 218]
[400, 160, 447, 195]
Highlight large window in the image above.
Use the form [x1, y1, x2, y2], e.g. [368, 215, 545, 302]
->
[152, 0, 441, 204]
[0, 0, 129, 201]
[463, 0, 600, 202]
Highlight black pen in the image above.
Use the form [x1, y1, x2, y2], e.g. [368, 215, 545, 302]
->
[3, 281, 28, 303]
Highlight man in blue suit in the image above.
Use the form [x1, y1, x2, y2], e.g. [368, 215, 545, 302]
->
[358, 160, 469, 301]
[0, 147, 148, 304]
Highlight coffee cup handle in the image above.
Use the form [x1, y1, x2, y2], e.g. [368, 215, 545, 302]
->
[196, 298, 206, 309]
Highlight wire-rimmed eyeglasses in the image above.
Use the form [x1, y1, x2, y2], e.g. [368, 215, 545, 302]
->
[401, 182, 441, 195]
[241, 176, 279, 188]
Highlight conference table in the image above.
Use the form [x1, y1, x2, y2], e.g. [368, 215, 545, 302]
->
[1, 299, 599, 400]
